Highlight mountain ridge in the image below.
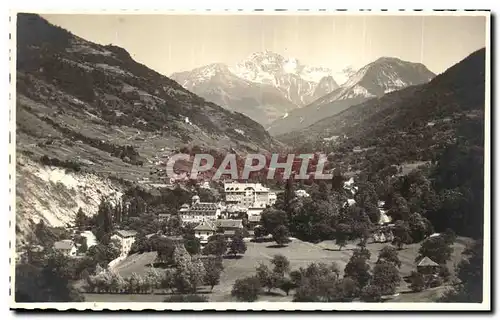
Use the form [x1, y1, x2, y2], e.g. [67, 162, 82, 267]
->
[268, 56, 436, 136]
[170, 50, 340, 126]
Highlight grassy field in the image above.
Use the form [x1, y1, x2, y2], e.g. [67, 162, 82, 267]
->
[85, 237, 471, 303]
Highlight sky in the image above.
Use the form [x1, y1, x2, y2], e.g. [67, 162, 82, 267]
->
[41, 13, 487, 77]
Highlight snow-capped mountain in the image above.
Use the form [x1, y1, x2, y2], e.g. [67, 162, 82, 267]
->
[170, 51, 340, 126]
[268, 57, 435, 136]
[171, 62, 299, 126]
[229, 50, 339, 105]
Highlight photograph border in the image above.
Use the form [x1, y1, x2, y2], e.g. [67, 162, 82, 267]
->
[8, 8, 492, 311]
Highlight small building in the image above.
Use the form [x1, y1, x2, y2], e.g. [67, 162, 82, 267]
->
[194, 221, 216, 244]
[157, 213, 172, 221]
[248, 215, 261, 225]
[180, 195, 222, 224]
[417, 256, 440, 275]
[372, 228, 395, 243]
[53, 240, 77, 257]
[215, 219, 243, 231]
[111, 230, 137, 257]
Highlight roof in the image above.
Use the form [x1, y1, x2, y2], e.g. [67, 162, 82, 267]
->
[224, 182, 269, 192]
[158, 213, 171, 217]
[417, 256, 440, 267]
[54, 240, 75, 250]
[216, 219, 243, 229]
[224, 230, 236, 236]
[191, 203, 218, 210]
[194, 221, 216, 231]
[115, 230, 138, 238]
[247, 207, 264, 214]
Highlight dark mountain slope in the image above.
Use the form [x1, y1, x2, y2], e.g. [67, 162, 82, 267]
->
[16, 13, 277, 159]
[279, 48, 486, 164]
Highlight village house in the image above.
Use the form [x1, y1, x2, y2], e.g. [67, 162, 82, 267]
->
[193, 219, 245, 243]
[111, 230, 137, 257]
[416, 256, 441, 275]
[53, 240, 77, 257]
[215, 219, 244, 237]
[194, 221, 217, 244]
[180, 195, 223, 224]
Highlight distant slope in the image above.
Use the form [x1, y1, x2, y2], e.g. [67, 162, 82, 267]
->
[279, 48, 486, 165]
[268, 57, 435, 136]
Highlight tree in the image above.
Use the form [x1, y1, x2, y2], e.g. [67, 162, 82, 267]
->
[154, 238, 176, 265]
[416, 236, 453, 265]
[232, 276, 261, 302]
[16, 252, 85, 302]
[253, 225, 267, 239]
[335, 223, 350, 251]
[183, 234, 201, 255]
[271, 254, 290, 276]
[371, 261, 401, 295]
[377, 246, 402, 268]
[228, 234, 247, 257]
[172, 245, 205, 293]
[278, 277, 295, 296]
[203, 257, 223, 291]
[160, 269, 176, 294]
[440, 240, 483, 302]
[261, 208, 288, 235]
[392, 220, 413, 250]
[344, 254, 371, 289]
[360, 285, 382, 302]
[408, 212, 433, 243]
[388, 194, 410, 221]
[256, 263, 280, 293]
[293, 272, 340, 302]
[352, 247, 371, 261]
[77, 239, 88, 255]
[95, 198, 114, 241]
[272, 225, 290, 247]
[331, 168, 344, 191]
[283, 176, 296, 216]
[443, 228, 457, 245]
[338, 277, 360, 301]
[75, 208, 87, 231]
[202, 234, 227, 256]
[166, 215, 183, 236]
[409, 271, 426, 292]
